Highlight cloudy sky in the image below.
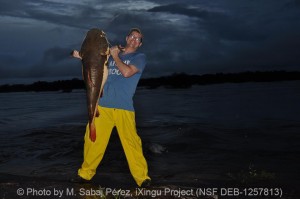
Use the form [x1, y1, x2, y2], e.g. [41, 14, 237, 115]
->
[0, 0, 300, 83]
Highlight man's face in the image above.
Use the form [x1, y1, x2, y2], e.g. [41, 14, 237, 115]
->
[126, 31, 142, 49]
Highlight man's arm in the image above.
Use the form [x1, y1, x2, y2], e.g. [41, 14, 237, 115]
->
[110, 46, 139, 78]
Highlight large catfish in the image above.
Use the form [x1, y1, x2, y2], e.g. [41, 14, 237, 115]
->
[79, 28, 109, 142]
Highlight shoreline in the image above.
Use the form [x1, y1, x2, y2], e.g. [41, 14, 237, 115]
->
[1, 71, 300, 92]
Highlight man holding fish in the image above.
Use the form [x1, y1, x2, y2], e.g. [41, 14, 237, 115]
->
[71, 28, 151, 187]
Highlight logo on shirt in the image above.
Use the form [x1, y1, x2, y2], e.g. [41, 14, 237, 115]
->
[108, 60, 130, 76]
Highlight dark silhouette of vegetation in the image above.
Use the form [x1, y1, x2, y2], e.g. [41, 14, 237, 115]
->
[0, 71, 300, 93]
[0, 78, 84, 93]
[138, 70, 300, 89]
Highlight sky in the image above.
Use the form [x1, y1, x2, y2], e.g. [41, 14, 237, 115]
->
[0, 0, 300, 83]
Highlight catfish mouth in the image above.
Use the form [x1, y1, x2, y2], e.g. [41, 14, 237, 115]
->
[99, 45, 109, 55]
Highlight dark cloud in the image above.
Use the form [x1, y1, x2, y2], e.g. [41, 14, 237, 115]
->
[0, 0, 26, 15]
[148, 3, 267, 42]
[0, 0, 300, 82]
[0, 0, 115, 30]
[28, 47, 81, 78]
[148, 3, 209, 19]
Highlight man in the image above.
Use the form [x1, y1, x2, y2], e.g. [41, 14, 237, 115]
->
[71, 28, 151, 187]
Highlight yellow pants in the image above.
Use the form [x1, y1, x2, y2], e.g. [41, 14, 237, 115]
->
[78, 106, 150, 186]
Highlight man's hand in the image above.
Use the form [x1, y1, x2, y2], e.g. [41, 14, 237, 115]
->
[71, 50, 82, 60]
[109, 45, 121, 58]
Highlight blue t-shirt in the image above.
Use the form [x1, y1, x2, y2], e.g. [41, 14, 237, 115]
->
[99, 52, 146, 111]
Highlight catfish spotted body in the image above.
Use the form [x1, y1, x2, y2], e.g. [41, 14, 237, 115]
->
[79, 28, 109, 142]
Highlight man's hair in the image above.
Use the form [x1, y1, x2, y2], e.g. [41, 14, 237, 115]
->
[128, 28, 143, 43]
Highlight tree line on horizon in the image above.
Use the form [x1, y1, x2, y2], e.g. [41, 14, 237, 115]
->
[0, 70, 300, 93]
